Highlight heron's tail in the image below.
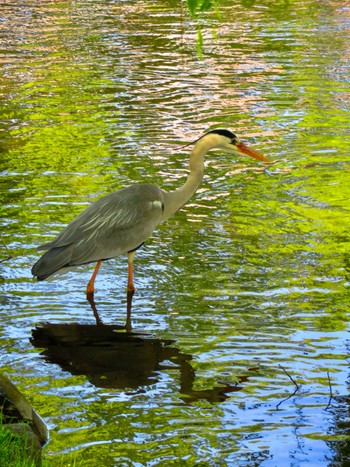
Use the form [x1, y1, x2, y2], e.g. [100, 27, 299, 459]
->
[31, 244, 74, 280]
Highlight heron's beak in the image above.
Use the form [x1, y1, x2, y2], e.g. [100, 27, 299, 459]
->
[236, 142, 269, 162]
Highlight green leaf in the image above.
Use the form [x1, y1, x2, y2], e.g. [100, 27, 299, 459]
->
[187, 0, 198, 16]
[196, 26, 204, 58]
[199, 0, 213, 12]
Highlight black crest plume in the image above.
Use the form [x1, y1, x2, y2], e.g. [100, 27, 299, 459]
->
[175, 128, 237, 151]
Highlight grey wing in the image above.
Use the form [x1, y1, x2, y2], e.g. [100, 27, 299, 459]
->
[32, 184, 165, 279]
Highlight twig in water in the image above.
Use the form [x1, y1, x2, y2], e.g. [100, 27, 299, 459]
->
[0, 235, 12, 263]
[325, 371, 333, 410]
[276, 364, 301, 410]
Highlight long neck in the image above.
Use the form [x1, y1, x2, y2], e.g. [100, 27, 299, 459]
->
[162, 138, 210, 221]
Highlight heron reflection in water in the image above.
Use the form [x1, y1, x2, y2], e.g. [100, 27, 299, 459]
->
[32, 129, 268, 322]
[31, 323, 244, 403]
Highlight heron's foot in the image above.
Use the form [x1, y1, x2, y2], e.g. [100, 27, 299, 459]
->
[125, 317, 132, 332]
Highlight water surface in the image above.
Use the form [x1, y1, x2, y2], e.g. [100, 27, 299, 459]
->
[1, 1, 350, 465]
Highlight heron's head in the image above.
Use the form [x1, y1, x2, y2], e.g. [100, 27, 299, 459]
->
[204, 129, 269, 162]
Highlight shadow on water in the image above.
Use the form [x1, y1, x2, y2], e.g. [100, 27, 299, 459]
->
[30, 323, 240, 404]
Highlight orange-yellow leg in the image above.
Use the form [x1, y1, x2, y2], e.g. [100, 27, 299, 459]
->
[86, 260, 102, 296]
[127, 251, 136, 293]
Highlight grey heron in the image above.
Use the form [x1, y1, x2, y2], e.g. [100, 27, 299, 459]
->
[32, 129, 268, 298]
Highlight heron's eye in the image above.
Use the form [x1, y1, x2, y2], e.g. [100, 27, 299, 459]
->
[230, 138, 238, 145]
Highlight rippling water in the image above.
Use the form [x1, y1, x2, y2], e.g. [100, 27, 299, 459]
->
[1, 1, 350, 466]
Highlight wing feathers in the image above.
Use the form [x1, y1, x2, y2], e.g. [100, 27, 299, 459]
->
[31, 244, 74, 280]
[32, 184, 165, 280]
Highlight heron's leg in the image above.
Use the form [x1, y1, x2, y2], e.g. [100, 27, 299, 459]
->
[127, 251, 136, 293]
[125, 290, 134, 331]
[87, 293, 103, 325]
[86, 260, 102, 296]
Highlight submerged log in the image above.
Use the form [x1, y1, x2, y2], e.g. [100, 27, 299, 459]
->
[0, 372, 48, 466]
